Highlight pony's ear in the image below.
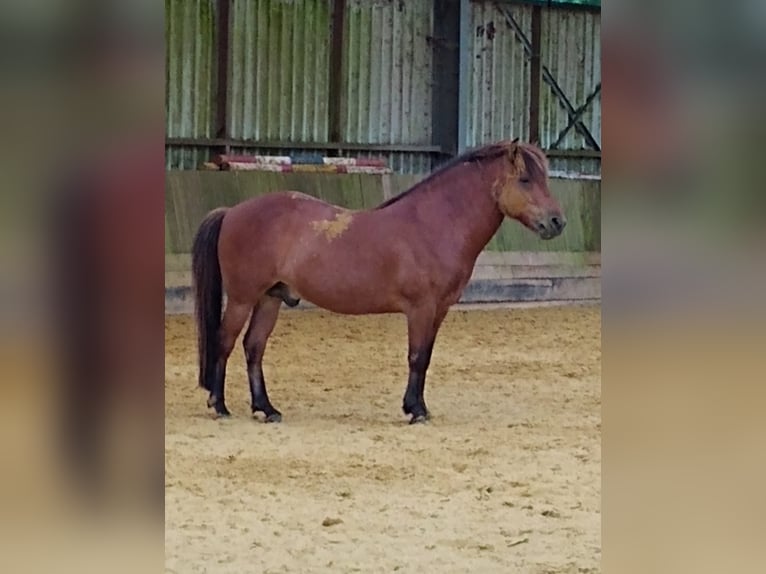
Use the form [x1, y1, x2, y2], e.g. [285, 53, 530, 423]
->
[509, 139, 525, 173]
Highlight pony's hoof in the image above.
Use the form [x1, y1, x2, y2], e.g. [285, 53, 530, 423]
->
[409, 413, 429, 425]
[207, 395, 230, 416]
[264, 412, 282, 423]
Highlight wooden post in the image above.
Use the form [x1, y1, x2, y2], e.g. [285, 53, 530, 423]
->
[457, 0, 471, 153]
[215, 0, 231, 142]
[328, 0, 346, 147]
[431, 0, 461, 163]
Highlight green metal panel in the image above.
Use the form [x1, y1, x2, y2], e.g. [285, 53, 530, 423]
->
[540, 6, 601, 152]
[465, 1, 601, 176]
[228, 0, 331, 142]
[165, 0, 217, 169]
[466, 1, 532, 147]
[164, 171, 388, 253]
[342, 0, 434, 172]
[165, 172, 598, 255]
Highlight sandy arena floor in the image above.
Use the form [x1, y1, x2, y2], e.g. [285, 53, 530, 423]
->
[165, 305, 601, 573]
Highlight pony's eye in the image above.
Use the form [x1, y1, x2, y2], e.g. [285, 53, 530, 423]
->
[519, 177, 530, 184]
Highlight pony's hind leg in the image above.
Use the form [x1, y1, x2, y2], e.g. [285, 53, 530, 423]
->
[208, 300, 252, 417]
[243, 295, 283, 422]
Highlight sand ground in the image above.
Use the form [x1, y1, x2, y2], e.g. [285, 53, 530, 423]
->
[165, 305, 601, 573]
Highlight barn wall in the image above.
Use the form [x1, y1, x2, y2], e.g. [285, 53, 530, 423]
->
[164, 0, 601, 175]
[540, 5, 601, 175]
[164, 0, 440, 174]
[341, 0, 434, 173]
[165, 0, 218, 170]
[465, 1, 601, 176]
[228, 0, 332, 142]
[465, 2, 532, 149]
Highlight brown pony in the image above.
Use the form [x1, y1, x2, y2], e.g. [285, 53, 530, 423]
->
[192, 139, 565, 424]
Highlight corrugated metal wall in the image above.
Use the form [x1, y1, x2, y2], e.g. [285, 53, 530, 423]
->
[342, 0, 433, 145]
[540, 5, 600, 175]
[466, 1, 601, 176]
[342, 0, 434, 173]
[166, 0, 217, 169]
[228, 0, 331, 142]
[466, 2, 532, 148]
[164, 0, 600, 175]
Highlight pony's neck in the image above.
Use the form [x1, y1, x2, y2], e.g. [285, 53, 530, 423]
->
[398, 158, 505, 260]
[443, 159, 506, 258]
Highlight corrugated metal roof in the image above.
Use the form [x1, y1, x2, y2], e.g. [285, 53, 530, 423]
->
[342, 0, 433, 146]
[165, 0, 217, 169]
[228, 0, 331, 142]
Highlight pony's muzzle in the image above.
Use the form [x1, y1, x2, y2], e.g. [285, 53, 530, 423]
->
[535, 214, 566, 239]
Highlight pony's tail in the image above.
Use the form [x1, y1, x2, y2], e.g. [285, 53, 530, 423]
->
[191, 208, 227, 391]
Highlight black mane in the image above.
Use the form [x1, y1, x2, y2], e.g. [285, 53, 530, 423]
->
[375, 141, 520, 210]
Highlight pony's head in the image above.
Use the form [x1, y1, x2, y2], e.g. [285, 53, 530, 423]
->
[491, 140, 566, 240]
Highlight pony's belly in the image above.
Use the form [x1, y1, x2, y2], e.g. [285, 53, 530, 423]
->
[290, 280, 398, 315]
[301, 290, 397, 315]
[283, 236, 401, 314]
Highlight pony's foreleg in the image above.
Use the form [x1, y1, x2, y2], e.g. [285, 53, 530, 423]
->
[208, 301, 251, 417]
[420, 309, 448, 405]
[243, 295, 282, 422]
[402, 307, 449, 424]
[401, 309, 435, 424]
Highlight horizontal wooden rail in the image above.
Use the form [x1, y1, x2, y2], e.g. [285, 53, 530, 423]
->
[166, 138, 601, 160]
[166, 138, 447, 155]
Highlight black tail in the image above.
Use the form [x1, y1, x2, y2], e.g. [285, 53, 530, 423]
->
[191, 208, 227, 391]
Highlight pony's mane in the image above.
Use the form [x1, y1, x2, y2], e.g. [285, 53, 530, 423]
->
[375, 140, 547, 210]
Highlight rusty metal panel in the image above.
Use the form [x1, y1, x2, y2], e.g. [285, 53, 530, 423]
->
[166, 0, 217, 169]
[540, 6, 600, 152]
[465, 2, 532, 148]
[228, 0, 331, 142]
[342, 0, 433, 147]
